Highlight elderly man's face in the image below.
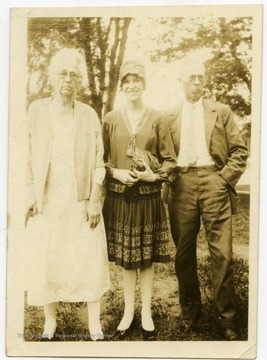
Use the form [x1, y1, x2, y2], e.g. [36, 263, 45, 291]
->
[180, 64, 206, 104]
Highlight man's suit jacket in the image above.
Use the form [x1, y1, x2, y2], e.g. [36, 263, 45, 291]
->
[164, 98, 248, 212]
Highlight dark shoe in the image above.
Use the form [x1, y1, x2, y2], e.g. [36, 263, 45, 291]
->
[181, 318, 195, 332]
[181, 312, 202, 332]
[113, 315, 137, 340]
[224, 328, 238, 340]
[142, 328, 156, 341]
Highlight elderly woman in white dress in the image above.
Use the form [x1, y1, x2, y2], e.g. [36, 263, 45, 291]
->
[24, 48, 110, 341]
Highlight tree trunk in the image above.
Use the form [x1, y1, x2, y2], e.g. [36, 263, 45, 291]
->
[104, 18, 132, 116]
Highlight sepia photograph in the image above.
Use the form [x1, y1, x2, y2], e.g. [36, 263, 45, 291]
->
[4, 2, 263, 359]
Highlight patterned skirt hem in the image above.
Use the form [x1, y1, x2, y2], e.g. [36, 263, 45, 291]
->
[109, 255, 170, 270]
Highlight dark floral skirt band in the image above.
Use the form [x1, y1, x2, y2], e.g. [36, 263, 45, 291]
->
[106, 178, 162, 194]
[106, 179, 162, 203]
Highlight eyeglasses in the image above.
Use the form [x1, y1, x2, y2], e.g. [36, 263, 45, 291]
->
[58, 71, 80, 81]
[182, 75, 205, 84]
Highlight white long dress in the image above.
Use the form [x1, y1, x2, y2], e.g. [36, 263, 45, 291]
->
[25, 111, 110, 306]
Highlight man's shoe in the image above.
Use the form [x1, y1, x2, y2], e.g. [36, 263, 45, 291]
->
[181, 318, 195, 332]
[224, 328, 238, 340]
[181, 311, 202, 332]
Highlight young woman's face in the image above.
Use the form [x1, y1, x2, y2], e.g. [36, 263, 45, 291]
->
[121, 74, 145, 102]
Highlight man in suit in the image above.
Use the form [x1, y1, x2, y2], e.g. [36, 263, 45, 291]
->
[165, 60, 248, 340]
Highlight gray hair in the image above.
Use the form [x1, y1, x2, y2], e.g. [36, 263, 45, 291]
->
[49, 48, 88, 87]
[177, 59, 206, 80]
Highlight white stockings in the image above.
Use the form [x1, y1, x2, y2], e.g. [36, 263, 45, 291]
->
[87, 300, 104, 341]
[43, 302, 57, 339]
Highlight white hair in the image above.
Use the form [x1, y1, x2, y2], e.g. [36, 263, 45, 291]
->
[177, 58, 206, 80]
[49, 48, 88, 87]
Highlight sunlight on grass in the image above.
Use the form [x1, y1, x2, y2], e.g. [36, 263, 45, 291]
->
[24, 193, 249, 341]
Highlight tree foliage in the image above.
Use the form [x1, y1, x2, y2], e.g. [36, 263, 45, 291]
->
[27, 17, 131, 118]
[151, 17, 252, 116]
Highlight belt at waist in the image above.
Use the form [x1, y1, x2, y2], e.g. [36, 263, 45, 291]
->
[106, 179, 162, 194]
[174, 165, 216, 173]
[106, 189, 161, 201]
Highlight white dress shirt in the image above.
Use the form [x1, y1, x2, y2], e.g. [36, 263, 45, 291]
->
[177, 97, 214, 166]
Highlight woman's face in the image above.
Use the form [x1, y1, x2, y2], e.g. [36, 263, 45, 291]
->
[51, 60, 81, 101]
[121, 74, 144, 102]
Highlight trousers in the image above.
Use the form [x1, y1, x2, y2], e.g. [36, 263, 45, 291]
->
[168, 166, 236, 328]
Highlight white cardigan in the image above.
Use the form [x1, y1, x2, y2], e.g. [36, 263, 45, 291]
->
[26, 98, 105, 212]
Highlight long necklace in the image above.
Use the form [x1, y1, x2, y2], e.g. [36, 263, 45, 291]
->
[121, 107, 149, 157]
[127, 109, 146, 134]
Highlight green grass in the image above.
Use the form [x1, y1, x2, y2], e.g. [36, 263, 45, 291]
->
[24, 193, 249, 341]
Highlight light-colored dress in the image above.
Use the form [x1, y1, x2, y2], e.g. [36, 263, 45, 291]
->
[25, 110, 110, 306]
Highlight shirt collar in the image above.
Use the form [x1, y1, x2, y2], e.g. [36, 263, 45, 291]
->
[183, 97, 203, 111]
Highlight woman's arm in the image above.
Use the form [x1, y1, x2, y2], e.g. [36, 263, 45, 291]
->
[102, 115, 114, 178]
[87, 180, 103, 229]
[86, 115, 105, 229]
[155, 116, 177, 181]
[102, 114, 138, 186]
[134, 115, 177, 183]
[24, 104, 37, 226]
